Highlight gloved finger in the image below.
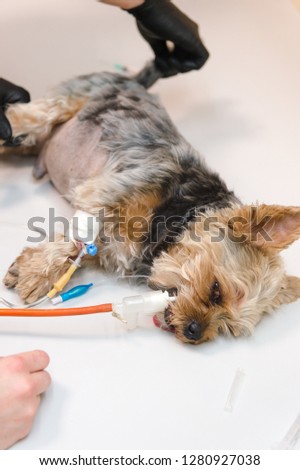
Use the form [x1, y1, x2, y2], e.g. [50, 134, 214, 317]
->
[4, 87, 30, 106]
[170, 46, 209, 73]
[0, 108, 12, 141]
[136, 21, 170, 58]
[155, 57, 179, 77]
[0, 78, 30, 106]
[151, 41, 170, 61]
[169, 56, 201, 73]
[3, 135, 27, 147]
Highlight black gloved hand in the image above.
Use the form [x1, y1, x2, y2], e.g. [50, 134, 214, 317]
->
[0, 78, 30, 143]
[126, 0, 209, 78]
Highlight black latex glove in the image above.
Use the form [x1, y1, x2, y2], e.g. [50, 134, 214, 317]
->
[0, 78, 30, 143]
[126, 0, 209, 77]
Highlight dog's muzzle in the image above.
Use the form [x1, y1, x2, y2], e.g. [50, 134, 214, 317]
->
[183, 320, 202, 341]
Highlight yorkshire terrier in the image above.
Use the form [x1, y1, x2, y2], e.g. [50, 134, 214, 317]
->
[1, 63, 300, 344]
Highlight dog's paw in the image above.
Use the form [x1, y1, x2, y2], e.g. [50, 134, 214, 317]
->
[3, 241, 76, 303]
[3, 246, 53, 303]
[3, 261, 20, 289]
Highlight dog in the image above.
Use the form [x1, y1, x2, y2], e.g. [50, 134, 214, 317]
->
[1, 63, 300, 344]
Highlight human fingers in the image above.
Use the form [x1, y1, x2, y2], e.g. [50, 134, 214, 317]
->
[30, 370, 52, 396]
[0, 78, 30, 105]
[5, 350, 50, 374]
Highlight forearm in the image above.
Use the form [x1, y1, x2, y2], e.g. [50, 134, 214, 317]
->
[99, 0, 144, 9]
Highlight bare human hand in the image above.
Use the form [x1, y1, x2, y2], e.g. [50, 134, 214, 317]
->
[0, 350, 51, 449]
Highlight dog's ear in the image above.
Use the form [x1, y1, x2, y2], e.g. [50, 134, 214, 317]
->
[227, 205, 300, 251]
[273, 275, 300, 306]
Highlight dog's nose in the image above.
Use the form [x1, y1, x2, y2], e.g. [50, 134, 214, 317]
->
[184, 321, 202, 341]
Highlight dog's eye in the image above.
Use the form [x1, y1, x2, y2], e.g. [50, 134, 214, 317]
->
[210, 281, 222, 305]
[167, 287, 178, 297]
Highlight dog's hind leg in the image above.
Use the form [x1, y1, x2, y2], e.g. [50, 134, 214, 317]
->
[1, 63, 160, 149]
[1, 95, 88, 148]
[0, 73, 118, 148]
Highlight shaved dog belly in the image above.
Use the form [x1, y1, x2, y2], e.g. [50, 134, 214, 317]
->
[35, 116, 108, 196]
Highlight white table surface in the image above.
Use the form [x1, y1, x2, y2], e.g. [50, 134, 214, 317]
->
[0, 0, 300, 450]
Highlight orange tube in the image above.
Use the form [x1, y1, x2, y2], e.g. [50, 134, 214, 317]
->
[0, 303, 113, 317]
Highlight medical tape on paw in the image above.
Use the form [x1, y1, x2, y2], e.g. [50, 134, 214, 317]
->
[69, 210, 101, 247]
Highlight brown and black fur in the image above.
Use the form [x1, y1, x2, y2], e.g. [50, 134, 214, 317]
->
[2, 63, 300, 344]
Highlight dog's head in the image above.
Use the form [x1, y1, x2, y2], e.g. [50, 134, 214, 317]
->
[150, 204, 300, 344]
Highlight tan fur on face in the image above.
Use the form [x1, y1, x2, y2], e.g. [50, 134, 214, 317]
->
[150, 206, 300, 344]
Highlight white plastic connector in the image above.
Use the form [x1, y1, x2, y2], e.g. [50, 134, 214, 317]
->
[51, 296, 63, 305]
[69, 210, 101, 245]
[113, 290, 172, 330]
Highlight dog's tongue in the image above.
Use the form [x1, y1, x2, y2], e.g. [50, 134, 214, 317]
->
[153, 313, 175, 333]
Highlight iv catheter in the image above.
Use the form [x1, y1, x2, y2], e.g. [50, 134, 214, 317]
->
[0, 285, 175, 331]
[0, 243, 175, 329]
[0, 210, 176, 328]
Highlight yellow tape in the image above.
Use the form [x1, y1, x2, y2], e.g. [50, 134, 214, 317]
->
[47, 264, 78, 299]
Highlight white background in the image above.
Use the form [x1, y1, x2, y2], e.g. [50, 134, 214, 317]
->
[0, 0, 300, 450]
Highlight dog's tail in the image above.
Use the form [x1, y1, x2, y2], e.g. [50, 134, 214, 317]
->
[133, 61, 163, 89]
